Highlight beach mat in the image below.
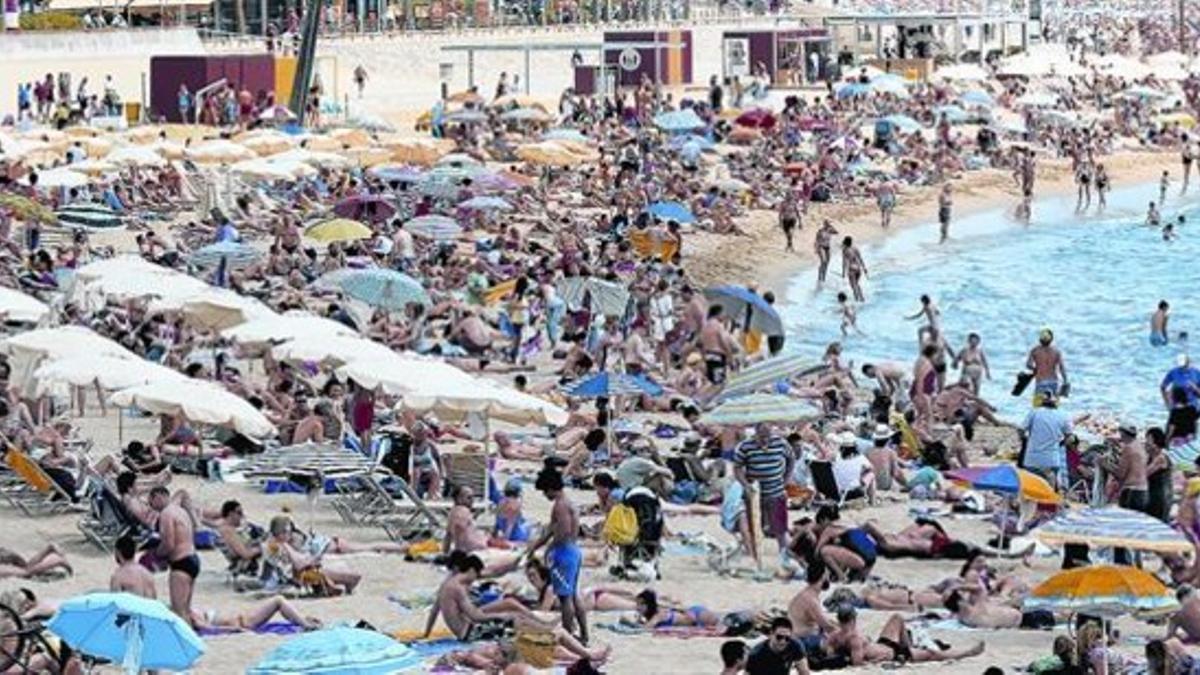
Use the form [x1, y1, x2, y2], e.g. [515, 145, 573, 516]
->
[197, 621, 305, 637]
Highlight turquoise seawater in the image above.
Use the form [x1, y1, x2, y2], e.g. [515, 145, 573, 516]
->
[783, 179, 1200, 424]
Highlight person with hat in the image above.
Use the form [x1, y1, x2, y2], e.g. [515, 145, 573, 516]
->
[865, 425, 906, 493]
[1026, 328, 1068, 403]
[832, 432, 876, 505]
[1019, 389, 1072, 489]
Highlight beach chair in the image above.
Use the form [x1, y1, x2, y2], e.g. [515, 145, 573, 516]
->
[809, 460, 866, 509]
[77, 482, 148, 552]
[330, 473, 402, 526]
[0, 449, 80, 516]
[376, 474, 453, 542]
[442, 452, 488, 500]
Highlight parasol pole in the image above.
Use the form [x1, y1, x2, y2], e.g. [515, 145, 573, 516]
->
[748, 481, 762, 570]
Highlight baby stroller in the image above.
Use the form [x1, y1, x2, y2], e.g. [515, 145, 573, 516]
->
[610, 487, 664, 581]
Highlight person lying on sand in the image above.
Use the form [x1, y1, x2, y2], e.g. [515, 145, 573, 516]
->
[825, 606, 985, 666]
[189, 595, 322, 632]
[629, 589, 750, 632]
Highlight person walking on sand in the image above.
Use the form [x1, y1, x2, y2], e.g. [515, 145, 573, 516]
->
[353, 64, 368, 98]
[779, 194, 800, 252]
[841, 236, 867, 302]
[1151, 300, 1171, 347]
[877, 181, 896, 229]
[814, 220, 837, 286]
[937, 184, 953, 243]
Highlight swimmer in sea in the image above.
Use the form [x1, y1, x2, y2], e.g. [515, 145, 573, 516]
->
[1148, 202, 1162, 227]
[1165, 223, 1178, 241]
[1152, 301, 1171, 347]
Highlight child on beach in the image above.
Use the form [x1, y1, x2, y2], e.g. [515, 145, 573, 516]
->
[837, 292, 863, 337]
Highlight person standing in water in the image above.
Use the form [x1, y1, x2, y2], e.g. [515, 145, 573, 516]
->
[814, 220, 837, 286]
[837, 292, 863, 337]
[1148, 202, 1162, 228]
[841, 236, 867, 302]
[937, 184, 953, 243]
[954, 333, 992, 394]
[1095, 163, 1110, 210]
[1075, 159, 1092, 211]
[905, 295, 941, 342]
[1151, 301, 1171, 347]
[1161, 170, 1171, 205]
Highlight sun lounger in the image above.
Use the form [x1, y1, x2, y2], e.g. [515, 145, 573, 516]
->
[77, 481, 150, 552]
[442, 452, 488, 499]
[0, 448, 82, 516]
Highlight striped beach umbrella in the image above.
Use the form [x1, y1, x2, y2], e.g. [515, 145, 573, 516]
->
[338, 268, 429, 310]
[1024, 565, 1179, 617]
[55, 203, 125, 231]
[404, 215, 462, 242]
[699, 393, 819, 426]
[563, 372, 664, 399]
[1034, 505, 1192, 554]
[1166, 441, 1199, 467]
[719, 355, 827, 400]
[188, 241, 262, 269]
[556, 277, 630, 318]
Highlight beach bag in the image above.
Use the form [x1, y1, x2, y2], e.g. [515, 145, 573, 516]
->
[602, 503, 639, 546]
[515, 629, 557, 668]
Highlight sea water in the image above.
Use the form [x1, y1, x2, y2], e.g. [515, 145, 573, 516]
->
[783, 179, 1200, 425]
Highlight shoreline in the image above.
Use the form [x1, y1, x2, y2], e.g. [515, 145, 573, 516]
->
[684, 149, 1183, 296]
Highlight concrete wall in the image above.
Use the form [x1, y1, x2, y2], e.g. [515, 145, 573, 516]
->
[0, 27, 204, 118]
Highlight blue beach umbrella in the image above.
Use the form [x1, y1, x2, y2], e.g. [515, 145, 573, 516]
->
[247, 626, 422, 674]
[47, 592, 205, 673]
[703, 285, 784, 338]
[934, 105, 969, 123]
[669, 133, 714, 151]
[404, 214, 463, 241]
[542, 128, 590, 143]
[564, 371, 664, 398]
[881, 114, 923, 133]
[338, 268, 429, 310]
[459, 195, 512, 211]
[645, 200, 695, 224]
[835, 82, 872, 99]
[960, 89, 995, 107]
[189, 241, 262, 269]
[653, 108, 706, 132]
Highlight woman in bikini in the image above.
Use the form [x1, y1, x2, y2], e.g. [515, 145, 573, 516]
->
[633, 589, 734, 630]
[524, 560, 649, 613]
[189, 595, 322, 632]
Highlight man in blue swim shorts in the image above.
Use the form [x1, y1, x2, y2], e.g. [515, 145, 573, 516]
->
[527, 467, 589, 644]
[1150, 300, 1170, 347]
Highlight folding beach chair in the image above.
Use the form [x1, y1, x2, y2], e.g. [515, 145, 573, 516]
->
[809, 460, 866, 509]
[442, 452, 488, 500]
[77, 482, 148, 552]
[377, 473, 451, 542]
[0, 448, 80, 516]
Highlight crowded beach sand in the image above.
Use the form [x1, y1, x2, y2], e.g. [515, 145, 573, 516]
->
[2, 2, 1200, 673]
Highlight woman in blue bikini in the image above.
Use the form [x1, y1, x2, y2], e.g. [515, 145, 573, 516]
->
[634, 589, 740, 630]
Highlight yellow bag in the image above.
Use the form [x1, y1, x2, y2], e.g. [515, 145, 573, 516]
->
[602, 503, 639, 546]
[515, 629, 557, 668]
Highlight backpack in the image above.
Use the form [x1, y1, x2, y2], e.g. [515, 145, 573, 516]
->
[602, 503, 639, 546]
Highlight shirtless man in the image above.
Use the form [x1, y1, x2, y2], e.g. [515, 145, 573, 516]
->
[450, 309, 497, 368]
[444, 485, 521, 577]
[699, 305, 739, 386]
[866, 426, 907, 491]
[525, 468, 587, 643]
[814, 221, 837, 285]
[861, 362, 908, 402]
[1151, 300, 1170, 347]
[932, 383, 1012, 428]
[787, 561, 836, 654]
[827, 605, 983, 665]
[1167, 586, 1200, 642]
[150, 486, 198, 621]
[679, 285, 708, 343]
[841, 236, 868, 302]
[424, 553, 610, 664]
[1027, 329, 1068, 402]
[109, 535, 156, 599]
[1108, 424, 1150, 564]
[905, 295, 941, 340]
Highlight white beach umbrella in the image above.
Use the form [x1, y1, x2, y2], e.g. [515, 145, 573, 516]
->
[222, 311, 357, 347]
[186, 140, 255, 164]
[33, 167, 90, 188]
[271, 334, 396, 367]
[110, 380, 276, 438]
[935, 63, 989, 81]
[0, 287, 50, 324]
[105, 145, 168, 168]
[1, 325, 135, 361]
[34, 355, 184, 394]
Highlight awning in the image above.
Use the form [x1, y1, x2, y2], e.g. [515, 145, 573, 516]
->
[48, 0, 212, 11]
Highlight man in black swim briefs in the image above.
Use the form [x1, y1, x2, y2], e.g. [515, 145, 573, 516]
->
[149, 486, 199, 622]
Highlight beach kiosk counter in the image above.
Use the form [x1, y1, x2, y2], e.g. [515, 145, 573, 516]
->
[719, 28, 832, 86]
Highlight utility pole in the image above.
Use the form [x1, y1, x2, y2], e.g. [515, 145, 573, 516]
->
[289, 0, 322, 125]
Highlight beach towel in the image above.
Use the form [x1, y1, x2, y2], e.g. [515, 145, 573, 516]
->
[396, 637, 469, 660]
[629, 229, 679, 262]
[197, 622, 305, 637]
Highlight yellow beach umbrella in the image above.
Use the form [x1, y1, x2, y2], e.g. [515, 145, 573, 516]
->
[304, 218, 372, 244]
[1025, 565, 1178, 617]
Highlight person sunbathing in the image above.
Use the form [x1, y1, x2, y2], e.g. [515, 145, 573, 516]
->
[261, 515, 360, 596]
[631, 589, 740, 631]
[523, 559, 656, 613]
[0, 545, 71, 580]
[825, 605, 984, 666]
[189, 595, 321, 632]
[445, 485, 522, 576]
